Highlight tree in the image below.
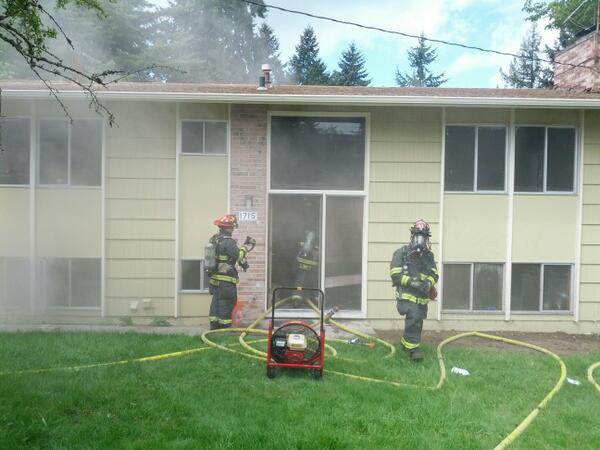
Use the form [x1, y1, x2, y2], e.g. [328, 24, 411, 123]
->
[0, 0, 159, 125]
[153, 0, 284, 83]
[256, 23, 287, 84]
[395, 34, 446, 87]
[501, 24, 552, 88]
[287, 26, 330, 85]
[524, 0, 598, 47]
[331, 42, 370, 86]
[46, 0, 158, 81]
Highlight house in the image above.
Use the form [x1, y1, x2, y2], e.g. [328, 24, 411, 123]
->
[1, 79, 599, 333]
[554, 27, 599, 92]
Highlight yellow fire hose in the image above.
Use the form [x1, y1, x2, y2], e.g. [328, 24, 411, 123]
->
[589, 361, 600, 394]
[0, 346, 211, 377]
[200, 299, 569, 450]
[0, 301, 593, 449]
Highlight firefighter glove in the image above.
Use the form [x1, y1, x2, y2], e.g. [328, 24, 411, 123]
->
[409, 278, 431, 294]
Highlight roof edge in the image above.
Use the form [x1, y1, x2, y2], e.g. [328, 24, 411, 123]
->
[2, 88, 600, 109]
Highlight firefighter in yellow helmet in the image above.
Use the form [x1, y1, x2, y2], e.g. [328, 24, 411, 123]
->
[389, 219, 439, 361]
[208, 215, 255, 330]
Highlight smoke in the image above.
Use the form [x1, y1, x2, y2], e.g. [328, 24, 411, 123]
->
[0, 112, 103, 324]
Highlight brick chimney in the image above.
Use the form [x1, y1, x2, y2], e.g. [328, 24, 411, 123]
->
[554, 29, 599, 91]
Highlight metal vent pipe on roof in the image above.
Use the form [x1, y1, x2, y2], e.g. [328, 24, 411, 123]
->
[257, 76, 267, 91]
[262, 64, 272, 88]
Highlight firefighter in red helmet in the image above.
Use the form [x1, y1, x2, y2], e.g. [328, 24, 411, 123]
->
[389, 219, 439, 361]
[208, 214, 255, 330]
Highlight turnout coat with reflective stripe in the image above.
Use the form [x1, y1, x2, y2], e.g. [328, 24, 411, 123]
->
[210, 231, 247, 285]
[389, 245, 438, 304]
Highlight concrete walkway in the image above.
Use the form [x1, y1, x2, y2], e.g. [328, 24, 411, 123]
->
[0, 320, 377, 339]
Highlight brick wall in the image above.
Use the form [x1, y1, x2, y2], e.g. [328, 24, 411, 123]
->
[230, 104, 268, 318]
[554, 31, 599, 91]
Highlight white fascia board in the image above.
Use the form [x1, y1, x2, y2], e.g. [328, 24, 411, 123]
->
[3, 89, 600, 109]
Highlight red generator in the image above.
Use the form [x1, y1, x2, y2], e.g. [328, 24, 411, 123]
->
[266, 287, 325, 380]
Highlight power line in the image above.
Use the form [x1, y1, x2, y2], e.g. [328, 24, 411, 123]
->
[238, 0, 600, 75]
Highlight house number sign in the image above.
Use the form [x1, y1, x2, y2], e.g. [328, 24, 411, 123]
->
[238, 211, 258, 222]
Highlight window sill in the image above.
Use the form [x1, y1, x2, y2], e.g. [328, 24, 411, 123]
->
[179, 290, 210, 294]
[180, 152, 227, 157]
[514, 192, 577, 196]
[441, 310, 504, 315]
[0, 184, 30, 188]
[510, 310, 573, 315]
[36, 185, 101, 190]
[47, 306, 101, 310]
[444, 190, 507, 195]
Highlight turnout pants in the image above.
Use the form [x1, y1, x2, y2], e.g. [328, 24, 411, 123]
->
[396, 299, 428, 350]
[209, 281, 237, 329]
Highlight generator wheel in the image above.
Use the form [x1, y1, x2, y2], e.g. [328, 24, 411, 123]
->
[312, 368, 323, 380]
[267, 366, 277, 379]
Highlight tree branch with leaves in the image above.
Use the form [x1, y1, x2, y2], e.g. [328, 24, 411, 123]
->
[1, 0, 171, 127]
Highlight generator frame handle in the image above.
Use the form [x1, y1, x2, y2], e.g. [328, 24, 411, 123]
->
[271, 286, 324, 330]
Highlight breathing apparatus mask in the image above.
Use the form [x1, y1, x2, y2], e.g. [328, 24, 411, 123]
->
[301, 231, 316, 254]
[408, 219, 431, 255]
[410, 233, 428, 253]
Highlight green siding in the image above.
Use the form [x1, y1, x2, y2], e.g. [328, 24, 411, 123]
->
[443, 195, 508, 262]
[446, 107, 509, 124]
[581, 110, 600, 322]
[105, 101, 177, 316]
[368, 107, 442, 319]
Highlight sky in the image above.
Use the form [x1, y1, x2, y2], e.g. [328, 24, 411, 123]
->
[252, 0, 559, 88]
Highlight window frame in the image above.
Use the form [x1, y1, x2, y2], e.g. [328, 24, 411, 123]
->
[0, 116, 32, 187]
[441, 262, 505, 314]
[36, 117, 103, 189]
[179, 258, 210, 293]
[510, 263, 573, 314]
[267, 111, 370, 319]
[514, 125, 578, 195]
[40, 257, 101, 310]
[179, 119, 229, 156]
[444, 123, 508, 194]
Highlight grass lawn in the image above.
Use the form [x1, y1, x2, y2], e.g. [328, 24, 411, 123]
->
[0, 331, 599, 449]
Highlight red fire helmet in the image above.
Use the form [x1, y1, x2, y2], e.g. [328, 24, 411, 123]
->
[214, 214, 238, 229]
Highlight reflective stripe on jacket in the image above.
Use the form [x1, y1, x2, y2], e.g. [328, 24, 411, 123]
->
[389, 245, 438, 304]
[210, 231, 242, 285]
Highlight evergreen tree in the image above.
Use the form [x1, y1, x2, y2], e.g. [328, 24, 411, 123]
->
[1, 0, 157, 81]
[501, 24, 551, 88]
[154, 0, 281, 83]
[256, 23, 287, 84]
[395, 34, 446, 87]
[331, 42, 370, 86]
[287, 26, 330, 85]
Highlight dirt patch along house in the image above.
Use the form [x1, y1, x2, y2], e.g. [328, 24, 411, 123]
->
[1, 80, 599, 333]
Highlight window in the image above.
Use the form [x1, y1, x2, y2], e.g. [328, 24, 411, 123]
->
[270, 116, 366, 190]
[41, 258, 101, 308]
[514, 127, 576, 192]
[444, 125, 506, 192]
[180, 259, 210, 291]
[268, 115, 367, 313]
[442, 263, 503, 312]
[38, 119, 102, 186]
[511, 264, 572, 312]
[0, 118, 30, 185]
[181, 121, 227, 154]
[0, 258, 30, 311]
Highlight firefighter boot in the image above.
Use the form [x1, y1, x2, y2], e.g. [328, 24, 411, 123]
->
[409, 348, 424, 362]
[209, 321, 220, 330]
